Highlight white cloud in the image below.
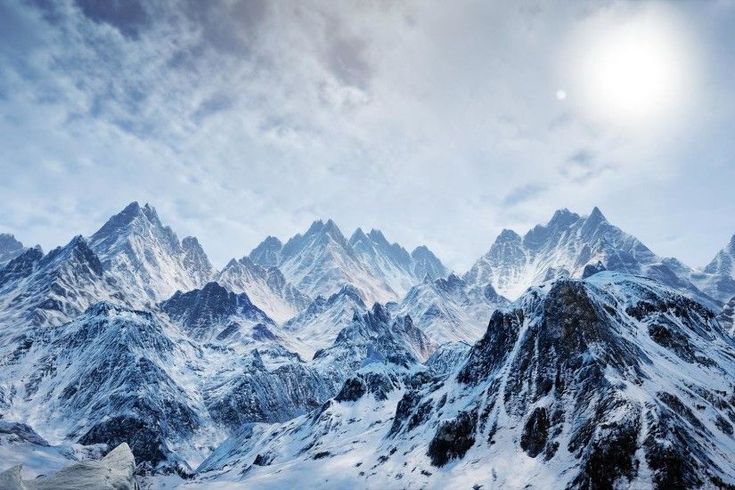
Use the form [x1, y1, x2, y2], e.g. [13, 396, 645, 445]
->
[0, 0, 734, 270]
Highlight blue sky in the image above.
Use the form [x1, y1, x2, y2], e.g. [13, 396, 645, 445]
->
[1, 0, 734, 270]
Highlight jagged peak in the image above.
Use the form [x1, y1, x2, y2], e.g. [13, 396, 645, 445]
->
[264, 235, 283, 246]
[495, 228, 522, 242]
[411, 245, 432, 257]
[237, 255, 258, 268]
[367, 228, 389, 245]
[727, 233, 735, 253]
[163, 280, 261, 314]
[68, 234, 87, 247]
[435, 273, 465, 292]
[0, 233, 23, 251]
[84, 301, 145, 318]
[369, 302, 390, 324]
[548, 208, 581, 227]
[122, 200, 141, 214]
[327, 284, 367, 307]
[42, 235, 100, 270]
[181, 235, 202, 249]
[91, 201, 168, 243]
[587, 206, 607, 223]
[348, 227, 370, 248]
[141, 202, 160, 221]
[253, 235, 283, 250]
[306, 219, 326, 234]
[249, 235, 283, 267]
[305, 219, 345, 241]
[580, 206, 610, 237]
[224, 257, 240, 270]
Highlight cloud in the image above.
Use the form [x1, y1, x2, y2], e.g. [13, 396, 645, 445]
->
[0, 0, 734, 270]
[74, 0, 150, 38]
[559, 149, 614, 184]
[502, 184, 547, 207]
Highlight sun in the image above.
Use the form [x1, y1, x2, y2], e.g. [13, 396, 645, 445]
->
[564, 5, 696, 131]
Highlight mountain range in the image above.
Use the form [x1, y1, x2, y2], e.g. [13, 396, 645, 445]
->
[0, 202, 733, 488]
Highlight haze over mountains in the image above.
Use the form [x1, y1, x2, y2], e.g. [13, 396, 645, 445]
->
[1, 202, 734, 488]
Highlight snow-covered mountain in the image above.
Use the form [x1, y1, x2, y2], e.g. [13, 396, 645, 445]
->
[190, 272, 735, 489]
[392, 273, 509, 345]
[249, 220, 447, 306]
[349, 228, 448, 296]
[88, 202, 214, 304]
[465, 207, 717, 308]
[411, 245, 449, 282]
[310, 303, 435, 376]
[0, 302, 207, 473]
[160, 281, 278, 344]
[215, 257, 310, 323]
[282, 284, 367, 360]
[0, 237, 124, 330]
[2, 203, 735, 488]
[0, 233, 27, 268]
[687, 234, 735, 304]
[248, 220, 395, 305]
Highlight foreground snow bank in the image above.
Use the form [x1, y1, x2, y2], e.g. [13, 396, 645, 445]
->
[0, 443, 137, 489]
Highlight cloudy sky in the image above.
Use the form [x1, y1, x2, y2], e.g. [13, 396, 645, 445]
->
[1, 0, 734, 270]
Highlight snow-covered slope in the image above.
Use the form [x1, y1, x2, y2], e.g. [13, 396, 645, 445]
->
[0, 233, 27, 268]
[311, 303, 435, 377]
[188, 272, 735, 489]
[687, 234, 735, 304]
[0, 237, 124, 330]
[248, 220, 396, 305]
[249, 220, 448, 306]
[349, 228, 448, 297]
[0, 442, 137, 489]
[215, 257, 309, 323]
[0, 302, 207, 473]
[465, 208, 716, 309]
[282, 284, 367, 360]
[0, 421, 92, 481]
[411, 245, 448, 282]
[192, 365, 416, 488]
[89, 202, 213, 303]
[201, 347, 340, 433]
[392, 273, 509, 345]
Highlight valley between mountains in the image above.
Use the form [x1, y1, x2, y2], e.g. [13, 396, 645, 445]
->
[1, 203, 734, 489]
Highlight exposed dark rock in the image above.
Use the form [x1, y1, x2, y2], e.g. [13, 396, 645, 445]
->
[427, 410, 477, 467]
[520, 407, 548, 458]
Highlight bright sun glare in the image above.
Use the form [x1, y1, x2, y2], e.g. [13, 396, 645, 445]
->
[566, 5, 696, 131]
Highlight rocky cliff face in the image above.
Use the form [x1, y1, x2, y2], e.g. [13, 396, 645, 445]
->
[0, 233, 27, 268]
[192, 272, 735, 489]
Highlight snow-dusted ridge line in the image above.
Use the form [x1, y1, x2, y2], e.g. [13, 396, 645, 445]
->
[464, 207, 722, 309]
[2, 202, 735, 488]
[186, 272, 735, 489]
